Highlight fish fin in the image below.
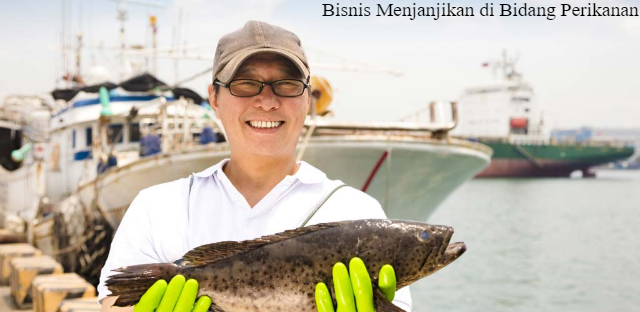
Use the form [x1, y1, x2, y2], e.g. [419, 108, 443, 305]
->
[106, 263, 180, 307]
[182, 222, 342, 265]
[373, 287, 406, 312]
[210, 302, 227, 312]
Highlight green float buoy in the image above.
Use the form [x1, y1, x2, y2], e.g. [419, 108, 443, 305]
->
[99, 86, 113, 116]
[11, 142, 33, 162]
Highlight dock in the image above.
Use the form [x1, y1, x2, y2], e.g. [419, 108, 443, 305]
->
[1, 285, 23, 312]
[0, 241, 100, 312]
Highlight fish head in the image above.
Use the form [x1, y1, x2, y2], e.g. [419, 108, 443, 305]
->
[383, 220, 466, 288]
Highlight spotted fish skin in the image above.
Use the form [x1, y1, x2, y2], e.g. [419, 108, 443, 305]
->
[106, 219, 466, 312]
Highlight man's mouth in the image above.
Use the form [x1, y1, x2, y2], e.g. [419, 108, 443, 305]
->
[247, 120, 284, 129]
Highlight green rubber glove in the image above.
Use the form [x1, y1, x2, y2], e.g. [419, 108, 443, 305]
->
[133, 275, 212, 312]
[315, 257, 396, 312]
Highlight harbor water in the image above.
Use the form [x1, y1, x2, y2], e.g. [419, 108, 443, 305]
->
[412, 170, 640, 312]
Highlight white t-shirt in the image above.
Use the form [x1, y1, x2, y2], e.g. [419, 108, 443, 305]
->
[98, 159, 412, 310]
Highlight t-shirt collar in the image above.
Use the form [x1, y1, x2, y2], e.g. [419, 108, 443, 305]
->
[193, 158, 326, 184]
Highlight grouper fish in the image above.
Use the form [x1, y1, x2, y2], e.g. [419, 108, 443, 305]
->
[106, 219, 466, 312]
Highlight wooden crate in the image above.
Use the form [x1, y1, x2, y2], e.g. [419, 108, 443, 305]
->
[0, 228, 27, 244]
[32, 273, 96, 312]
[9, 255, 64, 308]
[0, 243, 41, 285]
[58, 297, 101, 312]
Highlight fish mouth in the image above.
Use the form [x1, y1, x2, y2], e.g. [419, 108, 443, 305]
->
[438, 226, 466, 267]
[440, 242, 466, 267]
[419, 226, 466, 273]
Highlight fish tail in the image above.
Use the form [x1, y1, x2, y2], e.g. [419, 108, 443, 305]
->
[106, 263, 181, 307]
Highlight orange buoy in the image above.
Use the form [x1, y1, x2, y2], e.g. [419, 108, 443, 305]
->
[309, 76, 333, 115]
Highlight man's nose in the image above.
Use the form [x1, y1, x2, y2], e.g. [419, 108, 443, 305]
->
[254, 85, 281, 111]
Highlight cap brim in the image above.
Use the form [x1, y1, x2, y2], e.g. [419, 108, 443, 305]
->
[215, 48, 310, 83]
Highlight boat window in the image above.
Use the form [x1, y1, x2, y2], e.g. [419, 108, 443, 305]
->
[86, 127, 92, 146]
[130, 123, 140, 142]
[72, 130, 76, 149]
[511, 97, 530, 102]
[0, 128, 23, 171]
[108, 124, 124, 144]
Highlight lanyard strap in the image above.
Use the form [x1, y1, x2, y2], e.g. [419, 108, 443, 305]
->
[189, 174, 195, 195]
[186, 174, 195, 222]
[300, 184, 347, 227]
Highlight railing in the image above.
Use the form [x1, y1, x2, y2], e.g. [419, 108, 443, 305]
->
[303, 101, 459, 137]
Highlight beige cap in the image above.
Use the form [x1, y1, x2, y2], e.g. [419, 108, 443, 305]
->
[212, 21, 310, 83]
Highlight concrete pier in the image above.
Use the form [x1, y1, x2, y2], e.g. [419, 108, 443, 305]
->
[1, 285, 23, 312]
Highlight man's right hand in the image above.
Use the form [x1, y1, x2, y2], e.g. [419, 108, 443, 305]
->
[133, 275, 211, 312]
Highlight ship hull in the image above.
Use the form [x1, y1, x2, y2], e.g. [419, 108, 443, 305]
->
[476, 140, 635, 178]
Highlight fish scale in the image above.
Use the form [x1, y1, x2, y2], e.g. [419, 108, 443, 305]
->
[106, 219, 466, 312]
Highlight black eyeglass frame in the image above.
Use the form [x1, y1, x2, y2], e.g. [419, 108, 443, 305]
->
[214, 78, 311, 98]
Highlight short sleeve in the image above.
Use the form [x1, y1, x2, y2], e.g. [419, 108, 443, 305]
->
[392, 287, 413, 311]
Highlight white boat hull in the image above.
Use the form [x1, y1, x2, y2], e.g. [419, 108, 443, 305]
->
[302, 136, 491, 220]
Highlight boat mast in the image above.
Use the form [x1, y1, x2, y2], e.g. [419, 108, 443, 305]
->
[150, 15, 158, 76]
[75, 31, 83, 85]
[60, 0, 69, 88]
[111, 0, 164, 80]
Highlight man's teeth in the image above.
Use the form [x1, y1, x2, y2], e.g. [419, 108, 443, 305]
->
[249, 121, 283, 128]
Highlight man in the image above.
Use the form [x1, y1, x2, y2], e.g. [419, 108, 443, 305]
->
[99, 21, 412, 311]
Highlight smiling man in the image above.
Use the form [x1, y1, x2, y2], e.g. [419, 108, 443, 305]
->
[98, 21, 412, 312]
[210, 52, 310, 207]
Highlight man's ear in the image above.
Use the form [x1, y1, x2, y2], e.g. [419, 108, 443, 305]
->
[208, 84, 220, 118]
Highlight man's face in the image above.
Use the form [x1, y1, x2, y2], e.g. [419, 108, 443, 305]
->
[209, 53, 310, 159]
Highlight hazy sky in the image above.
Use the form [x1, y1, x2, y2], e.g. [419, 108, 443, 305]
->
[1, 0, 639, 129]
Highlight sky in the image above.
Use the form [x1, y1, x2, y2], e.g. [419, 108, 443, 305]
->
[1, 0, 639, 129]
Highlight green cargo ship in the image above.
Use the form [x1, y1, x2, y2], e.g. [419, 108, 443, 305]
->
[475, 139, 634, 177]
[452, 52, 635, 177]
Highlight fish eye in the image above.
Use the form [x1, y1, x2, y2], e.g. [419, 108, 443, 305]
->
[419, 231, 430, 240]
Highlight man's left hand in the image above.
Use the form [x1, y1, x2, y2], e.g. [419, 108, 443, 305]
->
[315, 257, 396, 312]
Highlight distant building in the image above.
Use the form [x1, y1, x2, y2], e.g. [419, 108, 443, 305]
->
[551, 127, 640, 168]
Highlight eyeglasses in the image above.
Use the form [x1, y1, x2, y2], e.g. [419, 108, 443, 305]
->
[214, 79, 310, 97]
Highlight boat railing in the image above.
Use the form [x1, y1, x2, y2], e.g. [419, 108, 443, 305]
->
[88, 96, 223, 172]
[304, 101, 458, 138]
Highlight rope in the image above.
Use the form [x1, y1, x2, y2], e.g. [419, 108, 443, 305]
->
[296, 121, 317, 162]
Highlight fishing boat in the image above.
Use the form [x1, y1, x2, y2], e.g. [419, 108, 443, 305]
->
[45, 73, 222, 204]
[0, 95, 51, 229]
[451, 52, 635, 177]
[32, 73, 224, 282]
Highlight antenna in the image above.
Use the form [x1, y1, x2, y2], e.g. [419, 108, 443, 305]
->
[306, 45, 404, 76]
[75, 31, 83, 85]
[110, 0, 164, 80]
[483, 50, 522, 81]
